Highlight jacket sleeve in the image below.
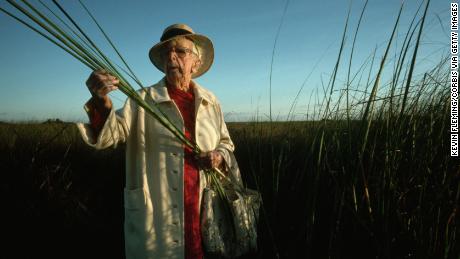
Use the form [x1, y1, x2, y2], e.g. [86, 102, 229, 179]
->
[214, 100, 234, 153]
[76, 97, 135, 149]
[214, 101, 242, 183]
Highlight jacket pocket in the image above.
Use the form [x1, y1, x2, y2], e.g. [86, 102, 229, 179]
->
[124, 187, 155, 257]
[124, 187, 146, 210]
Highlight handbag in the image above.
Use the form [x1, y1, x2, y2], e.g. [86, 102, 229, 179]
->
[200, 167, 261, 258]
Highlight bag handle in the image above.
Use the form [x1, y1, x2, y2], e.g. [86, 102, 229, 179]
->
[211, 167, 245, 192]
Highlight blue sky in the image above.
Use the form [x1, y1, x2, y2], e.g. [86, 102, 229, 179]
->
[0, 0, 450, 122]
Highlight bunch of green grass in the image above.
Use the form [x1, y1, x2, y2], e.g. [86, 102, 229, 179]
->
[1, 0, 197, 152]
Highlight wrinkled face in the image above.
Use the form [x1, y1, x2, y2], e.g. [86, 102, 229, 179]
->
[161, 37, 201, 87]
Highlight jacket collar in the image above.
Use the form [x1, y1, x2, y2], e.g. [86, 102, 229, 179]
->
[149, 78, 214, 105]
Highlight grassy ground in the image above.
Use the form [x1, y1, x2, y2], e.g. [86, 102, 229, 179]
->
[0, 115, 457, 258]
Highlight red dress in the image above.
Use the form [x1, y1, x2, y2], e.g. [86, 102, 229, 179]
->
[168, 86, 204, 259]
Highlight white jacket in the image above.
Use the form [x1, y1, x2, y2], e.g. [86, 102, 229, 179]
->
[77, 78, 236, 259]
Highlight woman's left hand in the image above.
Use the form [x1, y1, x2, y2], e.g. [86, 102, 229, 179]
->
[197, 150, 223, 170]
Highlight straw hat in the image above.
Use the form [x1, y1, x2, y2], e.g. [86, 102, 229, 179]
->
[149, 23, 214, 78]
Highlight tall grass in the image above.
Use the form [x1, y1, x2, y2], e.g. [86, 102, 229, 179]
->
[236, 0, 458, 258]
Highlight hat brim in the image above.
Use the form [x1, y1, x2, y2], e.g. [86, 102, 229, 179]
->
[148, 34, 214, 78]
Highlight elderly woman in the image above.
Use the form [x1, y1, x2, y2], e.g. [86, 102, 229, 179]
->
[77, 24, 237, 259]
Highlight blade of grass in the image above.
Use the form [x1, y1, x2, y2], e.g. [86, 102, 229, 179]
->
[5, 0, 101, 69]
[360, 2, 404, 154]
[0, 6, 93, 69]
[399, 0, 431, 118]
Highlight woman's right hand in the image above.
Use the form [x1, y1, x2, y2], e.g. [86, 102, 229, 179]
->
[86, 69, 119, 110]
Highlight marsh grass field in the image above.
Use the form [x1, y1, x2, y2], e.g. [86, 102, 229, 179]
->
[0, 0, 459, 258]
[0, 110, 458, 258]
